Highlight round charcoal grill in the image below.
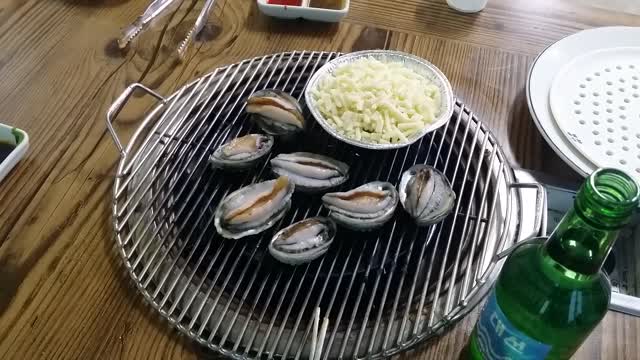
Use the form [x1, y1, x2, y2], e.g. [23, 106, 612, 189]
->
[106, 51, 545, 359]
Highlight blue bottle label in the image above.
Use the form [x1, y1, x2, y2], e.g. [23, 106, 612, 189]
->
[476, 291, 551, 359]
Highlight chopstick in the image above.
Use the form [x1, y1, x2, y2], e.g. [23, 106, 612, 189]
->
[310, 307, 329, 360]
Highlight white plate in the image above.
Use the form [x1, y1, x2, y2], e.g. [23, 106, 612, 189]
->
[527, 26, 640, 177]
[549, 47, 640, 180]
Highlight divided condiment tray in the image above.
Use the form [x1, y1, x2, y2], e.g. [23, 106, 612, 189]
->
[256, 0, 349, 22]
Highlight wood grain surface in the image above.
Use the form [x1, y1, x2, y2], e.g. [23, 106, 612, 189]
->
[0, 0, 639, 359]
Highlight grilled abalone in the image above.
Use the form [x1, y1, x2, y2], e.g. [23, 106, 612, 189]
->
[209, 134, 274, 170]
[322, 181, 398, 231]
[246, 89, 305, 136]
[269, 217, 336, 265]
[270, 152, 349, 193]
[398, 164, 456, 226]
[214, 176, 295, 239]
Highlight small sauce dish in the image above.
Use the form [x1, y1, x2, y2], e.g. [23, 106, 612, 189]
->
[256, 0, 349, 22]
[0, 124, 28, 184]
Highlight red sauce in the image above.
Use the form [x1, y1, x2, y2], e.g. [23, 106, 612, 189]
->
[267, 0, 303, 5]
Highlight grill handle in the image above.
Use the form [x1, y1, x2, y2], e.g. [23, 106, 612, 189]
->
[106, 83, 166, 156]
[496, 182, 547, 260]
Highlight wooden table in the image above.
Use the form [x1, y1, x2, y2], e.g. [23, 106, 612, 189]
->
[0, 0, 639, 358]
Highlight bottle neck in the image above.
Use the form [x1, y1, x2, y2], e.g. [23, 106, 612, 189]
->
[544, 168, 639, 275]
[544, 207, 620, 275]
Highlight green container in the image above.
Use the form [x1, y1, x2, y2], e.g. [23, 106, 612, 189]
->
[467, 168, 639, 359]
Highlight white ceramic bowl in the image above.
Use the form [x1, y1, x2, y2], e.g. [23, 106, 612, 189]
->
[304, 50, 454, 150]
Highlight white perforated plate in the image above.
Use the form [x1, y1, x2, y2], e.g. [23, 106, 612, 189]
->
[528, 27, 640, 178]
[550, 47, 640, 179]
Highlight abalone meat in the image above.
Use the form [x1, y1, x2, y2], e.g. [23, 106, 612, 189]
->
[214, 176, 294, 239]
[209, 133, 274, 170]
[270, 152, 349, 192]
[322, 181, 398, 231]
[269, 217, 337, 265]
[398, 164, 456, 226]
[246, 89, 305, 136]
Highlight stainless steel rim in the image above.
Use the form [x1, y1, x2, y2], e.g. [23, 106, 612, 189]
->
[108, 51, 537, 359]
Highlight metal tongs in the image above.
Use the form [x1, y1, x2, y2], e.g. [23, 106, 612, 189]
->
[119, 0, 217, 60]
[177, 0, 217, 60]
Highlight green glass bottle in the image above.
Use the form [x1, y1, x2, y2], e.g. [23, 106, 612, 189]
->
[467, 168, 639, 359]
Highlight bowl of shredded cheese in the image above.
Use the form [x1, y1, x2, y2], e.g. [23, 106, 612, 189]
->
[305, 50, 454, 149]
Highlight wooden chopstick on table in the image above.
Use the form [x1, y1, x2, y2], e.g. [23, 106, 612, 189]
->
[311, 307, 329, 360]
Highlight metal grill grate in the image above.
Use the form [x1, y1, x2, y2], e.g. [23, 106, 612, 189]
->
[108, 51, 537, 359]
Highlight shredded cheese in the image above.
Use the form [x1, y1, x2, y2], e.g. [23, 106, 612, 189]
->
[313, 58, 441, 144]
